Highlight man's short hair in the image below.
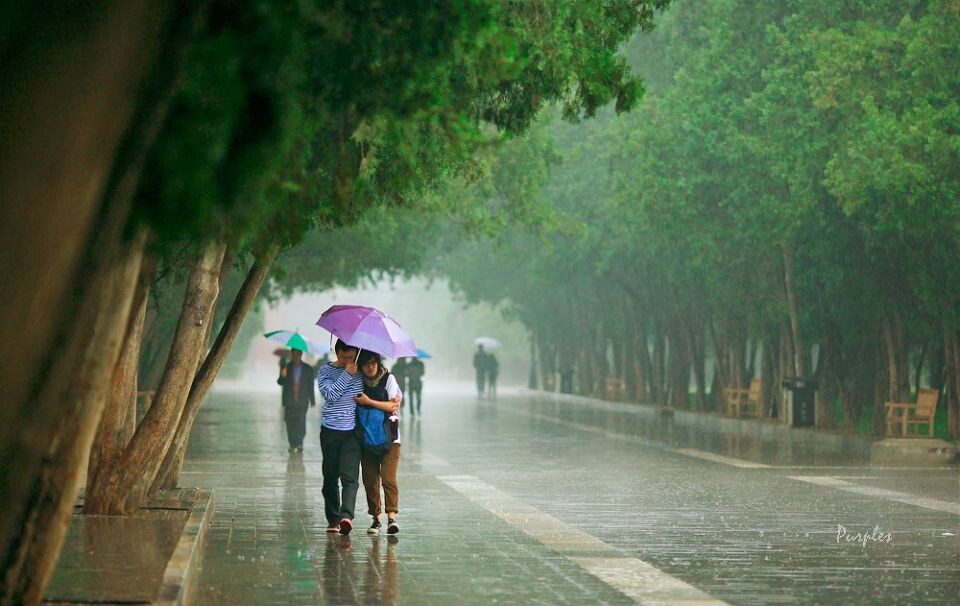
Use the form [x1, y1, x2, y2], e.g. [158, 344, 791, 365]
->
[335, 338, 357, 352]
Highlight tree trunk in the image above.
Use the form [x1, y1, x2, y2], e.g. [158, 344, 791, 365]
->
[666, 319, 690, 408]
[746, 336, 758, 382]
[84, 241, 227, 515]
[732, 325, 746, 388]
[945, 328, 960, 441]
[0, 2, 213, 600]
[778, 318, 793, 420]
[0, 230, 146, 606]
[761, 333, 776, 418]
[154, 244, 279, 490]
[882, 310, 911, 403]
[816, 334, 838, 429]
[578, 343, 592, 397]
[872, 338, 889, 437]
[528, 337, 538, 389]
[913, 342, 927, 394]
[85, 258, 154, 502]
[593, 323, 604, 397]
[684, 314, 707, 411]
[782, 244, 807, 377]
[709, 318, 729, 390]
[634, 322, 652, 402]
[653, 320, 666, 405]
[930, 339, 947, 391]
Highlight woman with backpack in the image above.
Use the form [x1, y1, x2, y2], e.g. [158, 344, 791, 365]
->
[354, 349, 403, 535]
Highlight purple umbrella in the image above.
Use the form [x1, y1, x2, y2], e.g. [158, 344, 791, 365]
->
[316, 305, 417, 359]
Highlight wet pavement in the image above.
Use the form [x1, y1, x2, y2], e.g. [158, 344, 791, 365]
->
[183, 384, 959, 605]
[45, 493, 195, 603]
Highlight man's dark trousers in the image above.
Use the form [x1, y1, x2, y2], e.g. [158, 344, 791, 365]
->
[320, 426, 360, 523]
[284, 406, 307, 448]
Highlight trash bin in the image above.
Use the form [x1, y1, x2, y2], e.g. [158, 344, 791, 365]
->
[782, 377, 818, 428]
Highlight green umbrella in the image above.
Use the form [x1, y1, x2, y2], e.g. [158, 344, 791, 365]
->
[263, 330, 329, 354]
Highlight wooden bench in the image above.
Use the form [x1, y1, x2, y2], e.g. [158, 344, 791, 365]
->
[604, 377, 625, 401]
[885, 388, 939, 437]
[724, 379, 762, 418]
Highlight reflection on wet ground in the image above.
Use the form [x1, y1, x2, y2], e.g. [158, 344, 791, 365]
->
[184, 385, 958, 604]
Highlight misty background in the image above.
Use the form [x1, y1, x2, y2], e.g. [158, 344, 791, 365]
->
[216, 278, 531, 392]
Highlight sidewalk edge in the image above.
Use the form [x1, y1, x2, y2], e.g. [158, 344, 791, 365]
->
[154, 488, 215, 606]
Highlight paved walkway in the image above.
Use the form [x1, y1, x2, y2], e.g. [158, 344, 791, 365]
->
[183, 384, 959, 605]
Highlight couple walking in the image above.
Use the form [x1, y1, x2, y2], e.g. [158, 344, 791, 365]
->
[316, 339, 402, 536]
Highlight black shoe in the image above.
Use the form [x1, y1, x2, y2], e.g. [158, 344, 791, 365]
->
[295, 445, 303, 452]
[339, 518, 353, 536]
[387, 518, 399, 535]
[368, 518, 382, 535]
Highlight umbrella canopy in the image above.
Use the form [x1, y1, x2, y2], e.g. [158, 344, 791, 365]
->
[474, 336, 501, 349]
[316, 305, 417, 358]
[264, 330, 330, 356]
[416, 348, 432, 359]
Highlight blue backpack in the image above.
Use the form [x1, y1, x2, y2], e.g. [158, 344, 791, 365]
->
[356, 405, 392, 455]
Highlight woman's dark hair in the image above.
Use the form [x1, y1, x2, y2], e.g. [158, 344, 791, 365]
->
[334, 338, 357, 352]
[356, 349, 383, 368]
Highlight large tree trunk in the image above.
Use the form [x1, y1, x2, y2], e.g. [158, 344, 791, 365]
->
[0, 229, 147, 606]
[782, 244, 807, 377]
[85, 259, 154, 502]
[154, 245, 279, 490]
[0, 2, 213, 601]
[84, 241, 227, 515]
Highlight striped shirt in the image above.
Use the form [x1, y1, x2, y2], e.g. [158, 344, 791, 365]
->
[316, 363, 364, 430]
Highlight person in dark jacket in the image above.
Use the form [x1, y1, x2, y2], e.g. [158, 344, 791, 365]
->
[277, 347, 316, 452]
[473, 345, 488, 397]
[406, 357, 425, 414]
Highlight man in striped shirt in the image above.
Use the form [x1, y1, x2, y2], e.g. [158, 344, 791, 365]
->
[317, 339, 364, 535]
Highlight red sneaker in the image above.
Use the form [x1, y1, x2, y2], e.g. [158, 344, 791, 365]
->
[338, 518, 353, 536]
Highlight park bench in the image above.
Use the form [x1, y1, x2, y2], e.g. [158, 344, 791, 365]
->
[724, 378, 762, 418]
[884, 388, 939, 438]
[604, 377, 625, 401]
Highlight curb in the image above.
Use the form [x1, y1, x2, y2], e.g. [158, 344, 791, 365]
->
[155, 489, 215, 606]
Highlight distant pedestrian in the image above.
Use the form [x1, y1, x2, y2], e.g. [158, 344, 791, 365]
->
[486, 353, 499, 398]
[391, 357, 409, 408]
[277, 347, 316, 452]
[316, 339, 363, 535]
[473, 345, 488, 397]
[355, 350, 403, 535]
[406, 357, 425, 415]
